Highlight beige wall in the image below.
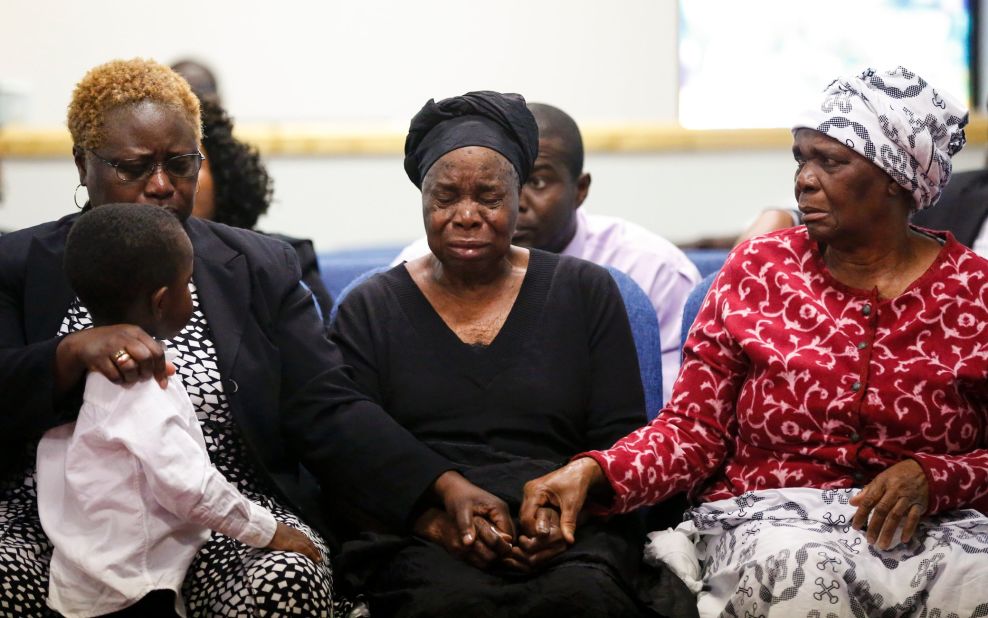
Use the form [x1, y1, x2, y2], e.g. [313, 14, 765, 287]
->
[1, 1, 984, 248]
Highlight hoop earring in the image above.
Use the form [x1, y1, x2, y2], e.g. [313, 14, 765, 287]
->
[73, 184, 88, 210]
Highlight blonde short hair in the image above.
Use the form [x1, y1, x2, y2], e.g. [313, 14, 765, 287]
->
[67, 58, 201, 150]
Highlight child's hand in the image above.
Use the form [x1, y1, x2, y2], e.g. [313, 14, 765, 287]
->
[266, 523, 322, 563]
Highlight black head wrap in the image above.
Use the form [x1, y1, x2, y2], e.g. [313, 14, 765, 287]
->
[403, 91, 539, 189]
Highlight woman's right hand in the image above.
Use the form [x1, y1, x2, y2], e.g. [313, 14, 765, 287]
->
[413, 507, 513, 569]
[266, 522, 322, 563]
[432, 470, 515, 551]
[55, 325, 172, 392]
[519, 457, 607, 544]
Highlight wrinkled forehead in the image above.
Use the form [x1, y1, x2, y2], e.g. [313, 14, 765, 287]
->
[423, 146, 517, 188]
[792, 128, 860, 158]
[792, 127, 895, 184]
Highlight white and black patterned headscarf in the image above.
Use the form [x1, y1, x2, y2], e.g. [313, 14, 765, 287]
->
[793, 67, 968, 210]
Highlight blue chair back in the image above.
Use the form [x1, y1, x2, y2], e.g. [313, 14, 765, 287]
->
[683, 248, 730, 278]
[317, 246, 402, 303]
[681, 272, 718, 354]
[328, 265, 390, 324]
[605, 267, 663, 420]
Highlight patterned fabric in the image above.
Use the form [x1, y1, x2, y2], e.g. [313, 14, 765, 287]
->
[0, 286, 354, 617]
[583, 226, 988, 516]
[0, 469, 54, 617]
[793, 66, 968, 210]
[684, 488, 988, 617]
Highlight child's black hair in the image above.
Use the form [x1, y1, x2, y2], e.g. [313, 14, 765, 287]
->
[65, 204, 191, 324]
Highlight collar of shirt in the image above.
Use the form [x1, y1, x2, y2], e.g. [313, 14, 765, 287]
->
[561, 210, 590, 259]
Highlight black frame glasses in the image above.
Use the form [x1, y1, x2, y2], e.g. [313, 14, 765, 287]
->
[87, 149, 204, 183]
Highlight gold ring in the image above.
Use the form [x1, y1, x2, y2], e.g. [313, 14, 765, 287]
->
[113, 349, 130, 363]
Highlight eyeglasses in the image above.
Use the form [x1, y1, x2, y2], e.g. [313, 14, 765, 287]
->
[87, 150, 204, 183]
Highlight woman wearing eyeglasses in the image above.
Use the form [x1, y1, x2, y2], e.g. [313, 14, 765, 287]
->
[0, 59, 510, 618]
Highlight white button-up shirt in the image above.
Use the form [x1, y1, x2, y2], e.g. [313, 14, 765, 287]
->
[36, 373, 276, 618]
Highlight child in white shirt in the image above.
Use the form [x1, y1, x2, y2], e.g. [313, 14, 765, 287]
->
[36, 204, 319, 618]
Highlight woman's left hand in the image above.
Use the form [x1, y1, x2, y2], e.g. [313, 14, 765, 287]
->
[849, 459, 929, 550]
[513, 507, 569, 570]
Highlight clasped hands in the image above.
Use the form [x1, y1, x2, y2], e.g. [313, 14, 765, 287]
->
[516, 457, 929, 554]
[418, 470, 577, 573]
[424, 455, 931, 575]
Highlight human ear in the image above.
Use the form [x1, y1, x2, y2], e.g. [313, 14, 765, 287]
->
[575, 173, 591, 209]
[886, 181, 915, 212]
[72, 146, 88, 186]
[150, 286, 169, 321]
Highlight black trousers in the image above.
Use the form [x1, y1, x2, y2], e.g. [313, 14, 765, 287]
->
[99, 590, 178, 618]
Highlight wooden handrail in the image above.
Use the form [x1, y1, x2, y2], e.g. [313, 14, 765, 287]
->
[3, 116, 987, 157]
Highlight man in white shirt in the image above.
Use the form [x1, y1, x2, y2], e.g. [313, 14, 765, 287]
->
[394, 103, 700, 403]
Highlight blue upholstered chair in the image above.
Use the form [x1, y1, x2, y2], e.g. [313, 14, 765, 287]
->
[604, 267, 663, 420]
[680, 272, 718, 353]
[328, 265, 390, 324]
[328, 265, 663, 421]
[682, 248, 730, 278]
[317, 246, 402, 302]
[299, 281, 324, 323]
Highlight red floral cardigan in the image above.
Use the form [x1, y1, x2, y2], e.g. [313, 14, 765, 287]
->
[584, 227, 988, 516]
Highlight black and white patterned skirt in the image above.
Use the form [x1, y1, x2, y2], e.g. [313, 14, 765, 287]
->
[0, 287, 363, 617]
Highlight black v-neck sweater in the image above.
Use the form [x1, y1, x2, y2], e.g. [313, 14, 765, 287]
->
[330, 250, 646, 464]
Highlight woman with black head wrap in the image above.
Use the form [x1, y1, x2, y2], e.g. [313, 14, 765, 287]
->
[330, 92, 691, 617]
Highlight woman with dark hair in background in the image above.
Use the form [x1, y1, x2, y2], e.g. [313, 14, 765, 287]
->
[193, 96, 334, 320]
[193, 97, 270, 230]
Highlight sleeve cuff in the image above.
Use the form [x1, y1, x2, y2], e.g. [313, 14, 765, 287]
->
[570, 451, 623, 516]
[910, 452, 976, 515]
[234, 500, 278, 548]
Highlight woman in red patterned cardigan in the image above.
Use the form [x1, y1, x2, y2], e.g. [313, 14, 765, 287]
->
[521, 68, 988, 615]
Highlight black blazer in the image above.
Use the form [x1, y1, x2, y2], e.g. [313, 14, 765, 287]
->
[0, 213, 449, 535]
[266, 232, 334, 326]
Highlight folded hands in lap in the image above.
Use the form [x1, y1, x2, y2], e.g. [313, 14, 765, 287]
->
[421, 471, 515, 569]
[416, 469, 584, 572]
[511, 507, 569, 571]
[420, 457, 607, 573]
[413, 507, 512, 569]
[413, 505, 570, 572]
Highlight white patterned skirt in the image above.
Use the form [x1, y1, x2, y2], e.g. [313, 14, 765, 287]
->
[649, 488, 988, 617]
